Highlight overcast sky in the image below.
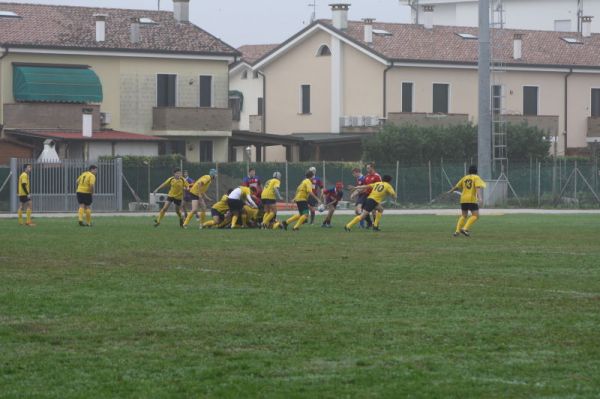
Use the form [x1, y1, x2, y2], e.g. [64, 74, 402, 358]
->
[2, 0, 412, 47]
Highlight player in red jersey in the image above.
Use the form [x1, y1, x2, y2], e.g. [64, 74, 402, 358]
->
[361, 162, 382, 228]
[242, 168, 262, 196]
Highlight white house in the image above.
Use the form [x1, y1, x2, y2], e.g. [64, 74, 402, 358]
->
[402, 0, 600, 33]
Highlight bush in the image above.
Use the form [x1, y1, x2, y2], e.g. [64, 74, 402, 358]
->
[99, 154, 185, 167]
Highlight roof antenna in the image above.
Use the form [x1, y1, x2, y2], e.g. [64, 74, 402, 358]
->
[157, 0, 160, 11]
[308, 0, 317, 23]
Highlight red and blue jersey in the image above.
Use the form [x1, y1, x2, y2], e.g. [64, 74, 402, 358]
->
[356, 174, 366, 186]
[324, 187, 343, 204]
[364, 172, 382, 194]
[311, 176, 324, 194]
[242, 175, 262, 194]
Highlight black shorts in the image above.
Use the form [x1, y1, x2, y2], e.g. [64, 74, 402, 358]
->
[19, 195, 30, 203]
[227, 198, 244, 212]
[77, 192, 93, 206]
[188, 193, 200, 201]
[356, 194, 368, 206]
[461, 203, 479, 212]
[211, 209, 225, 220]
[262, 198, 276, 205]
[296, 200, 309, 215]
[308, 196, 318, 207]
[363, 198, 379, 213]
[167, 196, 182, 206]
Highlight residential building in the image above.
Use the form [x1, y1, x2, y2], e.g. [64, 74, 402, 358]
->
[402, 0, 600, 33]
[0, 1, 238, 162]
[244, 3, 600, 161]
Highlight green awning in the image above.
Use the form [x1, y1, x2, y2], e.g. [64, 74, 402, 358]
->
[13, 66, 103, 103]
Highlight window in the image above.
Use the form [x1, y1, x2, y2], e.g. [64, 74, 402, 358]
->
[561, 37, 583, 44]
[200, 141, 213, 162]
[253, 71, 259, 79]
[0, 11, 20, 18]
[554, 19, 571, 32]
[300, 85, 311, 114]
[373, 29, 393, 37]
[241, 70, 248, 79]
[199, 75, 212, 107]
[401, 82, 413, 113]
[591, 89, 600, 117]
[157, 74, 176, 107]
[456, 33, 477, 40]
[257, 97, 264, 116]
[523, 86, 538, 116]
[316, 45, 331, 56]
[432, 83, 449, 113]
[140, 17, 157, 24]
[492, 85, 502, 116]
[229, 97, 241, 121]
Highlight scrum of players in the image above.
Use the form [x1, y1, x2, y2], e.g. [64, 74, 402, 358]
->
[16, 161, 485, 235]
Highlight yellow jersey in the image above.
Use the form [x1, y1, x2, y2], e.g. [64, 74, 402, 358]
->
[243, 205, 260, 221]
[454, 174, 486, 204]
[161, 176, 187, 200]
[367, 182, 397, 203]
[76, 171, 96, 194]
[261, 178, 280, 200]
[212, 194, 229, 214]
[18, 172, 30, 196]
[190, 175, 212, 196]
[293, 178, 313, 202]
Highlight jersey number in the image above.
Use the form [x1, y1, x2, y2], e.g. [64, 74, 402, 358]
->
[465, 179, 473, 189]
[375, 184, 385, 192]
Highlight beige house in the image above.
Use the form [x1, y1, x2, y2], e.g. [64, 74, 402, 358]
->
[0, 1, 238, 161]
[247, 3, 600, 161]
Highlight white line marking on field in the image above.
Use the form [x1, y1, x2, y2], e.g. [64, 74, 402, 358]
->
[442, 282, 599, 298]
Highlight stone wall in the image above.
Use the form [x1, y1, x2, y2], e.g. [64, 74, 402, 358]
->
[152, 107, 232, 131]
[3, 103, 101, 130]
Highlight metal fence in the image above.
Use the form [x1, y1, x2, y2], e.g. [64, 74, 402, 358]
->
[6, 158, 122, 213]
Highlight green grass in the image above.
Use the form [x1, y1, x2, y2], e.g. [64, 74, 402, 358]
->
[1, 214, 600, 398]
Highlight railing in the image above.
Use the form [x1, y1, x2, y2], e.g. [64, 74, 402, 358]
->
[387, 112, 469, 128]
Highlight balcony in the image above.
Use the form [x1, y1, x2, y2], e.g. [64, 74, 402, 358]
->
[588, 117, 600, 142]
[3, 103, 101, 130]
[503, 114, 559, 136]
[339, 116, 382, 133]
[249, 115, 263, 133]
[152, 107, 232, 132]
[386, 112, 469, 128]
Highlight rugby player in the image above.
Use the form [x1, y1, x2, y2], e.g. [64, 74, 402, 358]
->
[449, 165, 486, 237]
[321, 182, 344, 228]
[227, 185, 257, 229]
[153, 168, 188, 227]
[76, 165, 97, 227]
[277, 171, 321, 231]
[346, 175, 396, 232]
[261, 171, 283, 228]
[182, 169, 216, 228]
[307, 166, 323, 225]
[17, 163, 34, 226]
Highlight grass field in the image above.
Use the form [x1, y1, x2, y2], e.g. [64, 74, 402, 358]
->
[1, 214, 599, 398]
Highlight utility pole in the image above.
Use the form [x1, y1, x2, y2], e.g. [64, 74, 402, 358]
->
[478, 0, 492, 181]
[158, 0, 160, 11]
[308, 0, 317, 23]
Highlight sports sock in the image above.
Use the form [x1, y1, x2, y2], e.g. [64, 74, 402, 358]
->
[272, 221, 281, 229]
[374, 211, 383, 227]
[262, 212, 274, 226]
[455, 216, 467, 233]
[203, 220, 216, 228]
[365, 214, 372, 226]
[294, 214, 307, 229]
[464, 215, 479, 231]
[200, 211, 206, 224]
[286, 214, 300, 224]
[175, 210, 182, 221]
[231, 214, 239, 228]
[157, 210, 166, 223]
[85, 209, 92, 225]
[183, 212, 195, 226]
[18, 209, 23, 224]
[310, 211, 315, 224]
[78, 207, 84, 222]
[26, 209, 32, 224]
[346, 215, 362, 229]
[242, 214, 248, 227]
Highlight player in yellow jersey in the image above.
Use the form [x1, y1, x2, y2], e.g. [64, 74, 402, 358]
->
[17, 163, 34, 226]
[276, 171, 321, 231]
[261, 171, 283, 228]
[345, 175, 397, 232]
[153, 168, 188, 227]
[227, 185, 257, 229]
[182, 169, 217, 229]
[76, 165, 97, 227]
[449, 165, 486, 237]
[203, 190, 232, 228]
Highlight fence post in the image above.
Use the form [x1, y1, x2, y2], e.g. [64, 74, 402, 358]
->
[395, 161, 399, 200]
[537, 161, 541, 207]
[115, 157, 123, 211]
[463, 162, 467, 176]
[574, 160, 578, 201]
[9, 158, 17, 213]
[322, 160, 326, 186]
[285, 161, 289, 203]
[428, 160, 432, 202]
[64, 160, 69, 212]
[215, 162, 220, 199]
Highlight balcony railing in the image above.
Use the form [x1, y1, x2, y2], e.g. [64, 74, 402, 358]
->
[249, 115, 263, 133]
[3, 103, 101, 130]
[587, 116, 600, 139]
[386, 112, 469, 128]
[153, 107, 232, 132]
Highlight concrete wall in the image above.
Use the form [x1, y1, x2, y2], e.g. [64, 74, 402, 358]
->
[114, 142, 158, 157]
[263, 29, 332, 134]
[0, 140, 33, 164]
[503, 115, 559, 136]
[152, 107, 232, 131]
[230, 66, 264, 131]
[3, 103, 101, 130]
[387, 112, 469, 127]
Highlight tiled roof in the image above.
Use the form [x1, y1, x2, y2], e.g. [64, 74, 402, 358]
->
[322, 20, 600, 68]
[10, 130, 164, 141]
[237, 44, 279, 65]
[0, 2, 238, 56]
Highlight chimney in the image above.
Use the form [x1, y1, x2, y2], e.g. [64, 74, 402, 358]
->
[173, 0, 190, 23]
[582, 16, 593, 38]
[363, 18, 375, 44]
[330, 3, 350, 30]
[82, 108, 93, 138]
[94, 14, 107, 42]
[513, 33, 523, 60]
[423, 5, 434, 29]
[130, 17, 140, 44]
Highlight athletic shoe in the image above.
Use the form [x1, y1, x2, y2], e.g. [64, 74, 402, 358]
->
[179, 218, 184, 228]
[321, 223, 328, 228]
[373, 226, 380, 232]
[452, 232, 460, 237]
[292, 227, 300, 231]
[79, 221, 87, 227]
[25, 222, 36, 227]
[460, 229, 470, 237]
[153, 218, 160, 227]
[344, 226, 351, 232]
[282, 221, 288, 230]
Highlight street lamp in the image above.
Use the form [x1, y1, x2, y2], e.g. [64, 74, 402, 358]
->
[245, 146, 252, 175]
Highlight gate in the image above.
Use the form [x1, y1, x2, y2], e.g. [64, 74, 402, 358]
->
[9, 158, 122, 213]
